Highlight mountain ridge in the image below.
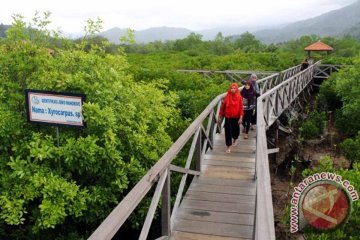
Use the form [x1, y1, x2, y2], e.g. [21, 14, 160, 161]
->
[99, 1, 360, 44]
[254, 0, 360, 43]
[2, 1, 359, 43]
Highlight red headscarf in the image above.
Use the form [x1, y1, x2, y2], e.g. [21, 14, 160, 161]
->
[219, 83, 244, 118]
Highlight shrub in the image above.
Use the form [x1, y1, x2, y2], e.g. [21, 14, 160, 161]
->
[300, 111, 326, 139]
[340, 132, 360, 169]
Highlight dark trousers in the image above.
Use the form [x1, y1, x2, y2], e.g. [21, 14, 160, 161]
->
[251, 111, 257, 125]
[243, 110, 253, 134]
[224, 117, 240, 147]
[251, 99, 257, 125]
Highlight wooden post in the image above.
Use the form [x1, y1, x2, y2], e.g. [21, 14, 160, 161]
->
[195, 128, 202, 172]
[275, 120, 279, 162]
[161, 168, 171, 236]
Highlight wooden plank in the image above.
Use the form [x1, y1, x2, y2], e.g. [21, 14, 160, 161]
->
[215, 133, 256, 139]
[170, 231, 247, 240]
[214, 132, 254, 142]
[203, 159, 255, 169]
[204, 154, 255, 163]
[202, 165, 255, 174]
[173, 219, 253, 239]
[206, 151, 255, 159]
[215, 132, 256, 138]
[213, 138, 256, 145]
[179, 199, 255, 214]
[212, 146, 256, 153]
[192, 177, 255, 188]
[212, 142, 256, 148]
[185, 190, 255, 203]
[202, 170, 255, 180]
[177, 208, 254, 226]
[212, 141, 256, 147]
[188, 183, 256, 196]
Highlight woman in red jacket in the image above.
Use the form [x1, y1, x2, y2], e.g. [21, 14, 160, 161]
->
[218, 83, 244, 153]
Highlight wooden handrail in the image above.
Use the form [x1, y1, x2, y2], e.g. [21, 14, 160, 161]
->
[254, 60, 322, 240]
[255, 100, 275, 240]
[88, 91, 226, 240]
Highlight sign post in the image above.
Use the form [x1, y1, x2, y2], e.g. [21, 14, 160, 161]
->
[25, 89, 86, 172]
[25, 89, 86, 127]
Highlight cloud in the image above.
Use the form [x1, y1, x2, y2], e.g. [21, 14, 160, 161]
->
[0, 0, 357, 33]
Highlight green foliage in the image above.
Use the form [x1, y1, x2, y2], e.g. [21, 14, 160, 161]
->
[300, 111, 326, 139]
[277, 35, 318, 56]
[233, 32, 265, 52]
[211, 32, 232, 55]
[173, 32, 205, 52]
[318, 76, 342, 111]
[300, 121, 319, 139]
[340, 132, 360, 168]
[323, 35, 360, 58]
[1, 10, 360, 239]
[0, 14, 180, 238]
[119, 28, 136, 45]
[319, 56, 360, 136]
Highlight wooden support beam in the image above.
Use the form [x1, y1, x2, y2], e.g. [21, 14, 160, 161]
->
[267, 148, 280, 154]
[161, 168, 171, 237]
[139, 171, 168, 240]
[278, 125, 292, 134]
[170, 128, 201, 229]
[170, 164, 200, 176]
[155, 237, 168, 240]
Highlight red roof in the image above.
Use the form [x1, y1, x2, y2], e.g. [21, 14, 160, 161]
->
[304, 40, 333, 51]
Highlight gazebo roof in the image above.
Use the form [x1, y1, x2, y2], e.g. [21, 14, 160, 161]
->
[304, 40, 333, 51]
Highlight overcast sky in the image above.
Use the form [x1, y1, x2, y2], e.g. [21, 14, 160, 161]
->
[0, 0, 357, 33]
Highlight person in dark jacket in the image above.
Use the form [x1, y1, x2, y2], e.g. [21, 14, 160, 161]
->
[218, 83, 244, 153]
[249, 73, 260, 129]
[300, 58, 309, 71]
[241, 81, 256, 139]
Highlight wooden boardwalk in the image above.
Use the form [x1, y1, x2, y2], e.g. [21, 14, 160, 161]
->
[88, 63, 324, 240]
[171, 129, 257, 240]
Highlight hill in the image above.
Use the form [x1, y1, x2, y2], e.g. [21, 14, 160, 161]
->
[0, 24, 11, 38]
[99, 26, 192, 44]
[99, 1, 360, 44]
[254, 0, 360, 43]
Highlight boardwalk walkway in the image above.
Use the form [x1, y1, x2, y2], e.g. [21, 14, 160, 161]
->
[89, 62, 326, 240]
[171, 130, 257, 240]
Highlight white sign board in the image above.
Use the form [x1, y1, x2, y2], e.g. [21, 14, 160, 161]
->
[25, 90, 86, 127]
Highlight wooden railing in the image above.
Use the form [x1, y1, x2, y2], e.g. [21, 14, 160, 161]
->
[88, 62, 319, 240]
[257, 64, 302, 94]
[177, 69, 276, 81]
[259, 62, 320, 127]
[313, 64, 349, 79]
[177, 66, 304, 87]
[254, 61, 321, 240]
[88, 92, 226, 240]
